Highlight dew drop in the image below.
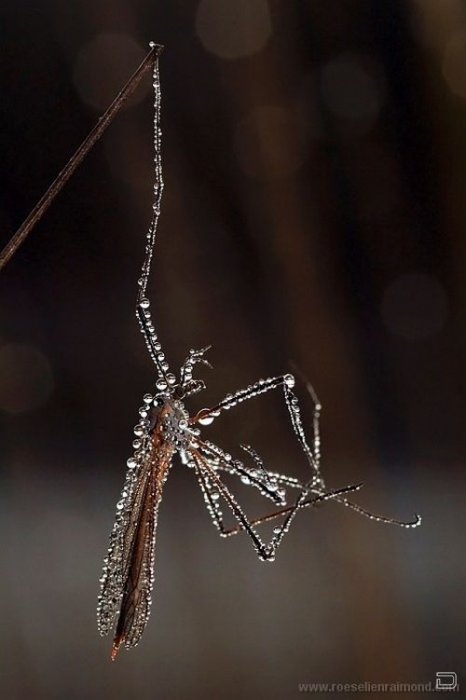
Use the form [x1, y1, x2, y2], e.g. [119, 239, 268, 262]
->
[198, 413, 214, 426]
[284, 374, 295, 388]
[127, 457, 137, 468]
[139, 298, 150, 309]
[156, 379, 167, 391]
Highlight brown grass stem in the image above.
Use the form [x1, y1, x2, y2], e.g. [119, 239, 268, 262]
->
[0, 42, 164, 271]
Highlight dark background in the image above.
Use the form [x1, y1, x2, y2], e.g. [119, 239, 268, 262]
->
[0, 1, 464, 698]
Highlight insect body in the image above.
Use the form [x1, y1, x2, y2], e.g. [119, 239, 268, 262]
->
[97, 44, 420, 660]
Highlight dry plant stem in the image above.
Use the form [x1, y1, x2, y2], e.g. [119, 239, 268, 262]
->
[0, 42, 164, 271]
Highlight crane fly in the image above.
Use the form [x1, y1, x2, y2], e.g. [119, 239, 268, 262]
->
[96, 43, 421, 660]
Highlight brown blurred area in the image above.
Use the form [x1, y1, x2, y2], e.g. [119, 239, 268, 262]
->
[0, 1, 464, 698]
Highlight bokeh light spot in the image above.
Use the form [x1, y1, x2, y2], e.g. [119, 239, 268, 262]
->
[381, 273, 448, 341]
[410, 0, 465, 51]
[320, 52, 384, 132]
[235, 105, 307, 179]
[196, 0, 272, 59]
[442, 31, 466, 99]
[73, 34, 148, 111]
[0, 344, 54, 415]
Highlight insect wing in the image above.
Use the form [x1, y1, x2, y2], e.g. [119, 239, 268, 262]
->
[97, 444, 154, 638]
[98, 440, 173, 658]
[111, 448, 171, 657]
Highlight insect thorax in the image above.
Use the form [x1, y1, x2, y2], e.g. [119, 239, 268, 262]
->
[156, 398, 190, 451]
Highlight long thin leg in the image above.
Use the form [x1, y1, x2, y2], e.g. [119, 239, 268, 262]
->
[135, 52, 171, 385]
[238, 443, 288, 501]
[191, 457, 225, 535]
[192, 372, 421, 546]
[283, 366, 422, 527]
[191, 374, 295, 425]
[198, 439, 286, 506]
[211, 455, 304, 493]
[222, 483, 365, 535]
[192, 450, 271, 559]
[180, 346, 212, 388]
[283, 383, 321, 482]
[290, 363, 322, 469]
[192, 449, 366, 561]
[221, 487, 421, 535]
[204, 447, 421, 533]
[194, 445, 420, 548]
[192, 372, 322, 484]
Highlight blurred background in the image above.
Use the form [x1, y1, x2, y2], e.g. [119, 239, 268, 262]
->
[0, 1, 465, 698]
